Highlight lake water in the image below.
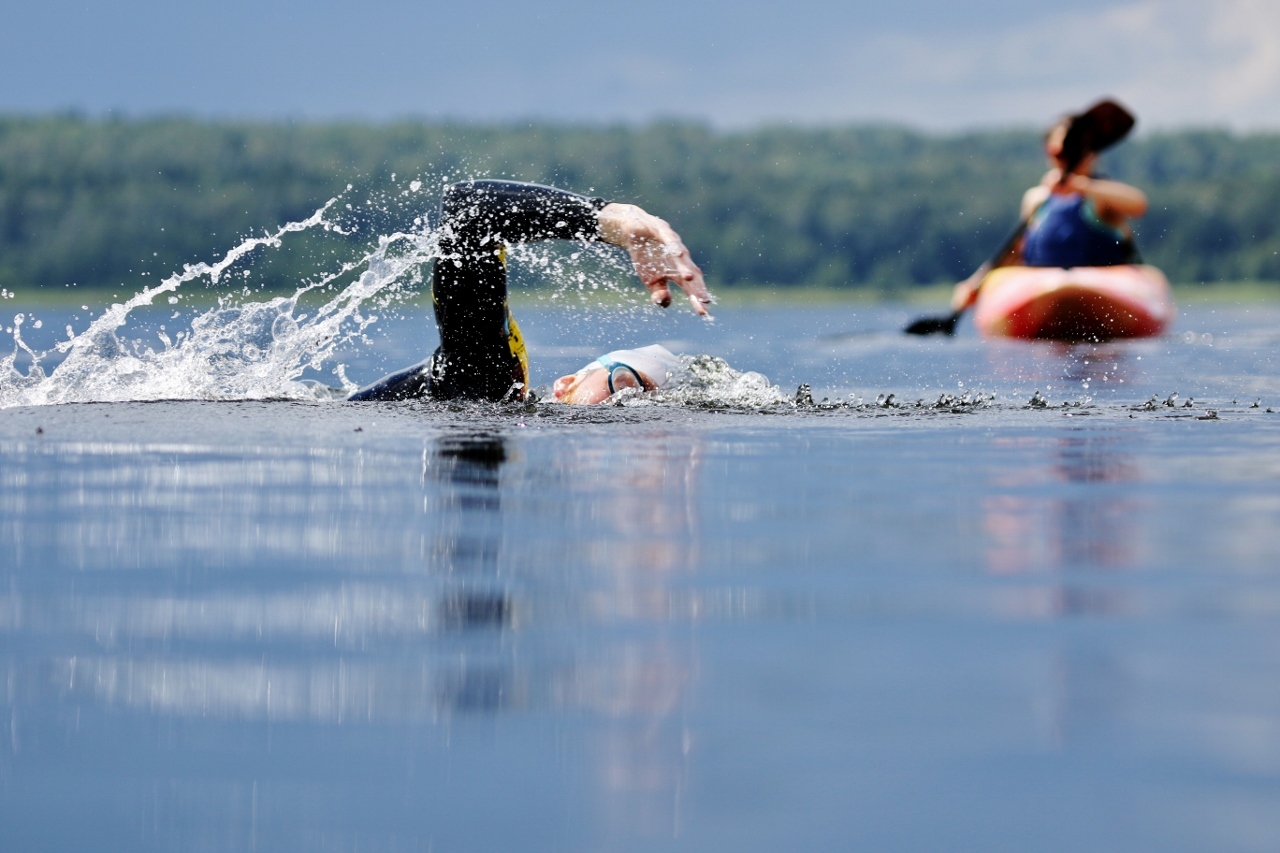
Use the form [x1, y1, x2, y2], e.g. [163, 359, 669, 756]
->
[2, 295, 1280, 852]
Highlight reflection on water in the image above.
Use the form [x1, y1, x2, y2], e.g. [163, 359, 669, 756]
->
[1059, 346, 1130, 391]
[983, 430, 1143, 581]
[529, 432, 704, 841]
[1048, 649, 1134, 748]
[3, 334, 1280, 851]
[985, 342, 1132, 398]
[0, 424, 706, 849]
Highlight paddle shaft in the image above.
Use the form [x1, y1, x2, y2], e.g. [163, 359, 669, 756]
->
[970, 217, 1032, 293]
[902, 217, 1031, 336]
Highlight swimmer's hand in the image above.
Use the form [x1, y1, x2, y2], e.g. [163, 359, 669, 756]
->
[597, 202, 712, 316]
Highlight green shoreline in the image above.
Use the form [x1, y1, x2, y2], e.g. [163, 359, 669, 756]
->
[4, 280, 1279, 311]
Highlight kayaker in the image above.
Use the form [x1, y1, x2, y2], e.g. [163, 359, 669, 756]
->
[951, 105, 1147, 311]
[348, 180, 710, 404]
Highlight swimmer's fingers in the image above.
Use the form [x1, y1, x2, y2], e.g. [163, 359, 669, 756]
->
[665, 249, 711, 317]
[645, 277, 673, 309]
[597, 203, 712, 315]
[636, 238, 712, 317]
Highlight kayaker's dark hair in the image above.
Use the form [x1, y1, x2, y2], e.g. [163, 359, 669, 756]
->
[1053, 100, 1137, 180]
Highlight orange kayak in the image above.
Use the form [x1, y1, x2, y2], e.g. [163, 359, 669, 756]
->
[973, 265, 1176, 342]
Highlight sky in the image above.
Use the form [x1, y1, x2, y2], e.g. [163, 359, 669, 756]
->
[3, 0, 1279, 130]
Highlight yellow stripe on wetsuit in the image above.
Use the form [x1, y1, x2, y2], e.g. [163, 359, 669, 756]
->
[498, 245, 530, 392]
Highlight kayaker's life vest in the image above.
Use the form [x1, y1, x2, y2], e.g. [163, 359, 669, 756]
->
[1022, 192, 1134, 268]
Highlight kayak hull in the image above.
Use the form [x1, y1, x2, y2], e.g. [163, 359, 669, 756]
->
[973, 265, 1175, 342]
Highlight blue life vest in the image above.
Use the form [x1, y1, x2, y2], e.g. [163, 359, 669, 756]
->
[1022, 192, 1133, 268]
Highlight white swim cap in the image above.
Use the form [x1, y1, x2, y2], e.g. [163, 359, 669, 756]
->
[579, 344, 682, 389]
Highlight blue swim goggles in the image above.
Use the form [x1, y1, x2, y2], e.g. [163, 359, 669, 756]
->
[591, 358, 648, 394]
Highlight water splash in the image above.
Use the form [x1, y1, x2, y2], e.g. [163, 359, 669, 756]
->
[0, 196, 440, 408]
[640, 355, 790, 408]
[0, 174, 725, 410]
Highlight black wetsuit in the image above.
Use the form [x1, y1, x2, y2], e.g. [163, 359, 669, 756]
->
[349, 180, 608, 402]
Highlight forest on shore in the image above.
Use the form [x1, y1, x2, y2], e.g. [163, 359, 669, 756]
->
[2, 115, 1279, 293]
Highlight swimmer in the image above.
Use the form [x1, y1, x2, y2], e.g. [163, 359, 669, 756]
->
[951, 100, 1146, 312]
[349, 180, 710, 404]
[552, 344, 683, 405]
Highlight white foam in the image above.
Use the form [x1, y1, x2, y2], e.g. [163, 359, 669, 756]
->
[0, 198, 439, 408]
[642, 355, 790, 408]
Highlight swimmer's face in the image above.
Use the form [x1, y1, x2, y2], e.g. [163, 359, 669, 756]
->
[553, 366, 648, 404]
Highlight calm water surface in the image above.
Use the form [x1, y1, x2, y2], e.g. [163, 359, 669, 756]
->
[3, 300, 1280, 852]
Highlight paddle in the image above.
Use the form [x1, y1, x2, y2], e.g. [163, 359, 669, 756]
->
[904, 99, 1136, 337]
[903, 223, 1026, 336]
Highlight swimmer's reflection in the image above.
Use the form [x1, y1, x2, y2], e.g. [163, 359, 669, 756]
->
[984, 430, 1142, 595]
[426, 433, 518, 717]
[36, 429, 703, 840]
[430, 432, 505, 514]
[1047, 650, 1132, 747]
[548, 433, 703, 841]
[428, 433, 513, 637]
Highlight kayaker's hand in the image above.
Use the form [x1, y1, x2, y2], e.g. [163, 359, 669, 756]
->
[598, 203, 712, 316]
[951, 268, 986, 311]
[1041, 170, 1149, 219]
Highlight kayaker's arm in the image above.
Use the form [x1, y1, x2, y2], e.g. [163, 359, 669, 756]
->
[951, 268, 985, 311]
[1070, 175, 1148, 221]
[1034, 169, 1148, 222]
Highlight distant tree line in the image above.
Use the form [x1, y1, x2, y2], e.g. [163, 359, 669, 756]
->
[1, 115, 1278, 292]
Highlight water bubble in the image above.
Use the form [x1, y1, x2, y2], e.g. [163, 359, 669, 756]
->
[271, 313, 299, 342]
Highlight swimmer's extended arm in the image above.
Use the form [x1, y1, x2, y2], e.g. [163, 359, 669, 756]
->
[597, 203, 712, 317]
[442, 180, 609, 244]
[442, 180, 712, 316]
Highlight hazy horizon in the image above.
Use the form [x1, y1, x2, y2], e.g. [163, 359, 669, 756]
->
[4, 111, 1275, 137]
[4, 0, 1279, 132]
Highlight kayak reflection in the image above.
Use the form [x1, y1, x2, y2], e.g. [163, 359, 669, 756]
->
[984, 341, 1132, 393]
[982, 429, 1143, 603]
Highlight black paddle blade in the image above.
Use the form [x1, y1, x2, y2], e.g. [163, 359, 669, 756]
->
[904, 311, 961, 336]
[1060, 99, 1136, 174]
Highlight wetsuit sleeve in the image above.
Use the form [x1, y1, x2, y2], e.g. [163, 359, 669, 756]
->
[440, 180, 609, 245]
